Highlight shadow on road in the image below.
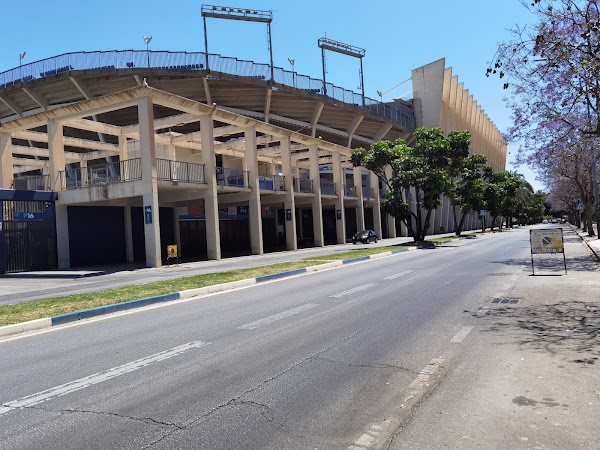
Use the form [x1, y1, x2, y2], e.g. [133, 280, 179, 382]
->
[472, 301, 600, 365]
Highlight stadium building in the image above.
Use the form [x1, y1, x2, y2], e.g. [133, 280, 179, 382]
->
[0, 45, 506, 273]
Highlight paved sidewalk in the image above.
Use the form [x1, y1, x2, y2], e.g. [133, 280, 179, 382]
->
[571, 222, 600, 261]
[390, 225, 600, 449]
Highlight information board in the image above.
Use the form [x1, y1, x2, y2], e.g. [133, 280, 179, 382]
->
[530, 229, 564, 254]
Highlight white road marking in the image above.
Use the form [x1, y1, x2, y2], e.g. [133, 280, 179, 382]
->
[0, 341, 209, 416]
[384, 270, 415, 280]
[330, 283, 377, 298]
[451, 326, 474, 343]
[238, 303, 319, 330]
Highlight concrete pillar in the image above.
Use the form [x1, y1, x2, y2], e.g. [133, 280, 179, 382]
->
[124, 205, 134, 263]
[80, 160, 88, 188]
[48, 121, 70, 268]
[384, 166, 396, 238]
[138, 96, 162, 268]
[200, 114, 221, 260]
[0, 132, 12, 189]
[244, 126, 263, 255]
[280, 137, 297, 250]
[353, 166, 365, 231]
[371, 171, 382, 239]
[309, 144, 324, 247]
[332, 151, 346, 244]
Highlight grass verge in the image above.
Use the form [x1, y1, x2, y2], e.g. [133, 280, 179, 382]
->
[0, 244, 410, 327]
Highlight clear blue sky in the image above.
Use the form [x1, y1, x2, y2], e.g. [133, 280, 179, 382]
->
[0, 0, 543, 190]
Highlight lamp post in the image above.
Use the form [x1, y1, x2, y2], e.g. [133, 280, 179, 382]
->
[288, 58, 295, 87]
[143, 36, 152, 68]
[19, 52, 26, 79]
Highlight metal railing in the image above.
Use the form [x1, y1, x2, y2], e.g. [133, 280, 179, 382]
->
[12, 174, 50, 191]
[59, 158, 141, 190]
[157, 159, 205, 184]
[293, 177, 313, 193]
[216, 167, 248, 188]
[362, 187, 374, 198]
[258, 174, 285, 191]
[344, 184, 356, 197]
[0, 50, 415, 130]
[319, 180, 336, 195]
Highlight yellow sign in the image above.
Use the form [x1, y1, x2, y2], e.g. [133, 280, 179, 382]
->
[530, 229, 564, 254]
[167, 245, 178, 258]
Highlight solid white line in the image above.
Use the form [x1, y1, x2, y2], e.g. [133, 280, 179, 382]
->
[330, 283, 376, 298]
[238, 303, 319, 330]
[0, 341, 209, 416]
[384, 270, 415, 280]
[450, 326, 474, 343]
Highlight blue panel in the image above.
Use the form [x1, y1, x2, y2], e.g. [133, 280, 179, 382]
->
[0, 189, 57, 201]
[342, 256, 371, 264]
[256, 268, 307, 282]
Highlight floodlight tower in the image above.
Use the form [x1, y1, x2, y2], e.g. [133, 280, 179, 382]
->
[318, 37, 366, 106]
[201, 5, 274, 81]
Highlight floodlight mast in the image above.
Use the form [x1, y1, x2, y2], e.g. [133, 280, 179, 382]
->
[318, 37, 366, 106]
[201, 5, 274, 81]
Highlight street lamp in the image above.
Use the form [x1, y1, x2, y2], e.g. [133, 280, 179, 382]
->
[19, 52, 26, 79]
[143, 36, 152, 68]
[288, 58, 295, 87]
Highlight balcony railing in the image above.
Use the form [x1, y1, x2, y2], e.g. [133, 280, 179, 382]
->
[344, 184, 356, 197]
[216, 167, 248, 188]
[59, 158, 141, 190]
[362, 187, 374, 198]
[258, 174, 285, 191]
[157, 159, 205, 184]
[0, 50, 415, 130]
[12, 174, 50, 191]
[319, 180, 336, 195]
[293, 177, 313, 193]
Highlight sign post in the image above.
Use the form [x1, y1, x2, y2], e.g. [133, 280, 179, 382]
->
[529, 228, 566, 274]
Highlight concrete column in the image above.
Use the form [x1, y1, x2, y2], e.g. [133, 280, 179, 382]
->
[332, 151, 346, 244]
[309, 144, 324, 247]
[200, 114, 221, 260]
[371, 171, 382, 239]
[48, 121, 66, 191]
[353, 166, 365, 231]
[384, 166, 396, 238]
[138, 96, 162, 268]
[244, 126, 263, 255]
[48, 121, 70, 268]
[80, 160, 88, 187]
[0, 132, 12, 189]
[124, 205, 134, 263]
[280, 137, 297, 250]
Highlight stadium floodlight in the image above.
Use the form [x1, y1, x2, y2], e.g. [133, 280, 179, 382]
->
[288, 58, 295, 87]
[201, 4, 274, 80]
[143, 36, 153, 68]
[19, 52, 26, 79]
[318, 37, 366, 105]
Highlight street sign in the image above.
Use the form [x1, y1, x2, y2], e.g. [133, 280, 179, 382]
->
[529, 228, 567, 274]
[576, 202, 584, 211]
[167, 245, 178, 258]
[144, 206, 152, 224]
[479, 210, 486, 216]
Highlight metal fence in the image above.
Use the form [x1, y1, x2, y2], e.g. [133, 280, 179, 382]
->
[293, 178, 313, 193]
[0, 50, 415, 130]
[157, 159, 205, 184]
[258, 174, 285, 191]
[12, 174, 50, 191]
[362, 187, 374, 198]
[320, 180, 336, 195]
[216, 167, 248, 188]
[344, 184, 356, 197]
[59, 158, 141, 190]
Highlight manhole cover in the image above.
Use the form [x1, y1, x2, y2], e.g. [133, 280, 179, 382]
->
[491, 297, 521, 304]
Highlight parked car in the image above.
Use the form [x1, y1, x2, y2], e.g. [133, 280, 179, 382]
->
[542, 219, 548, 224]
[352, 230, 378, 244]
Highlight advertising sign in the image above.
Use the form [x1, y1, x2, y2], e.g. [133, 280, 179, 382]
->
[530, 228, 564, 254]
[144, 206, 152, 224]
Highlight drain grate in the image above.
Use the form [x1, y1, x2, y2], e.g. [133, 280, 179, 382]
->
[491, 297, 521, 304]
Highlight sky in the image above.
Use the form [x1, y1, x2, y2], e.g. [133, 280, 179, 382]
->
[0, 0, 545, 191]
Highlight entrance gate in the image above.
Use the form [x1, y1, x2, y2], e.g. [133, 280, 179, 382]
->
[0, 190, 57, 274]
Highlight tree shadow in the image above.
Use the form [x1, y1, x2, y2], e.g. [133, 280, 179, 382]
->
[471, 301, 600, 365]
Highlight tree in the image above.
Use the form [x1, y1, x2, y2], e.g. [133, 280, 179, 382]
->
[352, 127, 459, 241]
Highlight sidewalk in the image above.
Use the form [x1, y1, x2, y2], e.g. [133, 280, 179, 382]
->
[390, 225, 600, 449]
[571, 222, 600, 261]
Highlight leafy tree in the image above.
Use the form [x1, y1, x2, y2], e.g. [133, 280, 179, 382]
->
[352, 127, 458, 241]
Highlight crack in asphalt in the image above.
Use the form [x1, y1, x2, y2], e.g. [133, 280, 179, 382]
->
[312, 356, 418, 373]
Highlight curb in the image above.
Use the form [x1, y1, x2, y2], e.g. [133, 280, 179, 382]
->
[0, 246, 423, 338]
[570, 224, 600, 261]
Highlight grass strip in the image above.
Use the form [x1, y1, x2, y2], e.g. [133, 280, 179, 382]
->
[0, 261, 323, 327]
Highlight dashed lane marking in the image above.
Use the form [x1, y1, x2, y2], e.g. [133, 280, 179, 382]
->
[450, 326, 474, 343]
[384, 270, 415, 280]
[237, 303, 319, 330]
[330, 283, 377, 298]
[0, 341, 210, 417]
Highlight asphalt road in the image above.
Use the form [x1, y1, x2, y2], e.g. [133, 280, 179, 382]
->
[0, 228, 546, 449]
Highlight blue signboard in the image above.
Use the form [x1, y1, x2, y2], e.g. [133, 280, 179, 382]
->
[144, 206, 152, 224]
[286, 209, 292, 221]
[237, 206, 249, 216]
